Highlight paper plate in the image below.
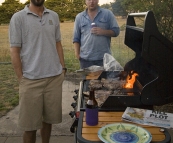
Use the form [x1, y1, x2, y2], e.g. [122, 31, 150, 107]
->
[98, 123, 152, 143]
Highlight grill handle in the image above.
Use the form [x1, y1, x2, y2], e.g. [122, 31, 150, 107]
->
[128, 12, 148, 17]
[125, 12, 151, 32]
[76, 81, 83, 112]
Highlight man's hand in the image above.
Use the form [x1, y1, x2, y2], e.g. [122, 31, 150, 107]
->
[62, 68, 67, 75]
[75, 53, 80, 60]
[18, 76, 23, 83]
[91, 27, 116, 37]
[91, 27, 104, 35]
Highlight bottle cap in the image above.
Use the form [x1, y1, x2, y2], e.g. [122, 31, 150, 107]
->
[91, 23, 96, 25]
[91, 23, 96, 27]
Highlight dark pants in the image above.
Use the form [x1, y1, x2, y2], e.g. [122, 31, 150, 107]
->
[79, 58, 103, 69]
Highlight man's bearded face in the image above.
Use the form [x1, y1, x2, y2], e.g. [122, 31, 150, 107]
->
[31, 0, 45, 7]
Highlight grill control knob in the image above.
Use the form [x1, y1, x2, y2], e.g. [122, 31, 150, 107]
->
[74, 89, 79, 94]
[71, 102, 77, 108]
[73, 95, 78, 101]
[69, 111, 75, 118]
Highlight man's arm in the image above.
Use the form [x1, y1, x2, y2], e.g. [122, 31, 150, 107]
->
[56, 41, 66, 70]
[74, 42, 80, 60]
[73, 14, 81, 60]
[10, 47, 23, 82]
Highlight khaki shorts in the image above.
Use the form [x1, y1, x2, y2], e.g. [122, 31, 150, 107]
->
[18, 73, 64, 131]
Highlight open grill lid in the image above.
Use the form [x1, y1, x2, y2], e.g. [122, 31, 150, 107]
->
[124, 11, 173, 106]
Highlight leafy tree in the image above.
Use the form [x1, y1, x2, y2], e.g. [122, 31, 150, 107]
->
[68, 0, 86, 21]
[45, 0, 85, 22]
[0, 0, 24, 24]
[0, 6, 6, 24]
[45, 0, 69, 22]
[24, 0, 30, 5]
[111, 0, 127, 17]
[100, 3, 112, 11]
[121, 0, 173, 42]
[0, 0, 85, 24]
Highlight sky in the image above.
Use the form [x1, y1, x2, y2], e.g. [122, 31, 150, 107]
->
[0, 0, 114, 5]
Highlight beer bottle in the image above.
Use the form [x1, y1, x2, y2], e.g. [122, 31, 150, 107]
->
[86, 89, 98, 126]
[86, 90, 98, 108]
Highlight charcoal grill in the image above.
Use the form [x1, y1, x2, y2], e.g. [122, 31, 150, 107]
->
[70, 11, 173, 143]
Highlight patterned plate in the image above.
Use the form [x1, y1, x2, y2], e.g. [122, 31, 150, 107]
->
[98, 123, 152, 143]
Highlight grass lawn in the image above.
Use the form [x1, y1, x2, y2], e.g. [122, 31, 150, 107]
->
[0, 64, 19, 117]
[0, 19, 173, 117]
[0, 18, 136, 117]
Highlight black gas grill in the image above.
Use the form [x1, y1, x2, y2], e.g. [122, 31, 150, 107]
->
[125, 11, 173, 106]
[69, 11, 173, 142]
[74, 11, 173, 112]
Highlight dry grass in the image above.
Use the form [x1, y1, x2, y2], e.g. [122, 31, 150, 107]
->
[0, 18, 135, 117]
[0, 64, 19, 117]
[0, 19, 129, 117]
[0, 26, 11, 62]
[0, 19, 173, 117]
[0, 18, 131, 65]
[1, 18, 173, 118]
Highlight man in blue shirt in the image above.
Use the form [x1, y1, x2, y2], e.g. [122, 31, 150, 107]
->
[73, 0, 120, 69]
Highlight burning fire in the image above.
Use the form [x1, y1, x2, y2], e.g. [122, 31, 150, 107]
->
[124, 71, 138, 88]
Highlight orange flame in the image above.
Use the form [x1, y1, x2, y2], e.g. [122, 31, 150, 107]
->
[124, 71, 138, 89]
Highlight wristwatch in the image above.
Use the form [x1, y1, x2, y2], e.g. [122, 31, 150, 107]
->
[62, 68, 67, 72]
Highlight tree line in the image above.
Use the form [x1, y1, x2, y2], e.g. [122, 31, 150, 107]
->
[103, 0, 173, 42]
[0, 0, 86, 23]
[0, 0, 172, 42]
